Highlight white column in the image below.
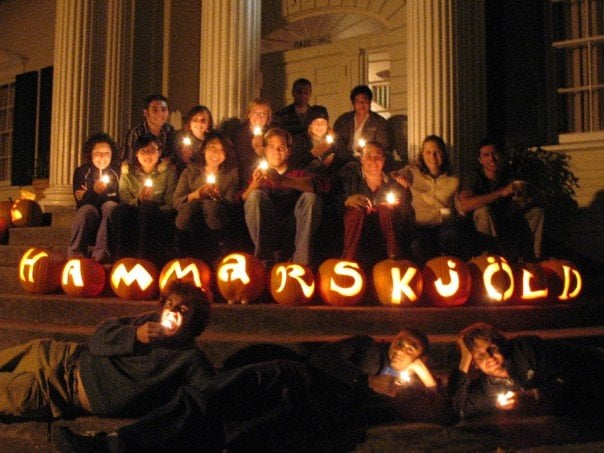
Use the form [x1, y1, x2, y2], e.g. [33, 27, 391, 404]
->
[406, 0, 486, 174]
[43, 0, 93, 208]
[200, 0, 261, 123]
[103, 0, 134, 142]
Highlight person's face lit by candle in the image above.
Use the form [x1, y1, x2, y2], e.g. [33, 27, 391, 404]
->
[264, 134, 291, 172]
[91, 143, 112, 171]
[247, 103, 270, 130]
[471, 338, 508, 378]
[421, 139, 444, 176]
[160, 293, 194, 337]
[388, 330, 424, 372]
[188, 111, 211, 140]
[360, 143, 385, 178]
[204, 138, 226, 172]
[136, 141, 160, 174]
[309, 118, 328, 139]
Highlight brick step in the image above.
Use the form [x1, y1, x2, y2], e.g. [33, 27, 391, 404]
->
[8, 226, 71, 246]
[0, 266, 24, 293]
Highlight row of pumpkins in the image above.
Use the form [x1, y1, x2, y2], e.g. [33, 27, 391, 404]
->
[18, 247, 582, 306]
[0, 198, 44, 243]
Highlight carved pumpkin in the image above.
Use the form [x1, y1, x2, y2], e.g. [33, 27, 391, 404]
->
[0, 200, 13, 228]
[317, 259, 366, 306]
[422, 256, 471, 306]
[269, 262, 315, 305]
[468, 255, 515, 304]
[11, 199, 43, 227]
[61, 257, 106, 297]
[373, 259, 423, 306]
[216, 252, 266, 304]
[159, 258, 214, 302]
[539, 259, 582, 302]
[18, 247, 66, 294]
[513, 263, 549, 304]
[110, 258, 159, 300]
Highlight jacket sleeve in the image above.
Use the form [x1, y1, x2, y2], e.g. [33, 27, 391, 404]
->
[448, 369, 497, 419]
[308, 335, 376, 389]
[87, 313, 156, 357]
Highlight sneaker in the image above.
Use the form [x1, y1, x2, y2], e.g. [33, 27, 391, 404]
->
[55, 426, 109, 452]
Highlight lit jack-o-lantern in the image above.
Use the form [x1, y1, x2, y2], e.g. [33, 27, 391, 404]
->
[422, 256, 471, 306]
[110, 258, 158, 300]
[61, 257, 106, 297]
[216, 253, 266, 304]
[513, 263, 549, 304]
[18, 247, 66, 294]
[270, 262, 315, 305]
[11, 199, 43, 227]
[373, 259, 423, 306]
[318, 259, 366, 306]
[468, 255, 515, 304]
[159, 258, 214, 302]
[539, 259, 582, 302]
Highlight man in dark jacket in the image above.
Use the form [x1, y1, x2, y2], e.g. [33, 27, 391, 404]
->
[0, 282, 214, 420]
[59, 329, 456, 452]
[449, 322, 604, 419]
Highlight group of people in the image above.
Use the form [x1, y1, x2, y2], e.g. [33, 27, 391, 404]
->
[0, 281, 600, 451]
[68, 79, 545, 271]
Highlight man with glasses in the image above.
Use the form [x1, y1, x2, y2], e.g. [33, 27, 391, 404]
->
[58, 329, 455, 451]
[449, 322, 604, 419]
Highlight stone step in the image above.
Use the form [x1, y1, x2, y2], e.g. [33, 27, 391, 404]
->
[0, 266, 25, 294]
[8, 226, 71, 246]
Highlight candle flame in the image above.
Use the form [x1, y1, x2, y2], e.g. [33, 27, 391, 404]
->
[395, 370, 411, 385]
[325, 134, 334, 144]
[358, 138, 366, 148]
[253, 126, 263, 136]
[258, 160, 269, 171]
[101, 175, 110, 184]
[497, 391, 514, 406]
[182, 136, 192, 146]
[144, 178, 153, 188]
[207, 174, 216, 185]
[386, 192, 397, 205]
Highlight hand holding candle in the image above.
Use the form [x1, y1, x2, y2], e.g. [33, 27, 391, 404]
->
[144, 178, 153, 188]
[325, 134, 334, 144]
[182, 136, 192, 147]
[253, 126, 263, 137]
[386, 191, 397, 206]
[395, 370, 411, 385]
[497, 391, 516, 409]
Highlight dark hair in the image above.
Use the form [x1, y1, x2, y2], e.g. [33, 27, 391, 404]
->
[350, 85, 373, 103]
[293, 78, 312, 91]
[247, 98, 272, 120]
[399, 328, 430, 356]
[131, 133, 159, 168]
[82, 133, 120, 167]
[361, 141, 386, 156]
[186, 105, 214, 132]
[264, 127, 293, 148]
[461, 322, 509, 353]
[200, 130, 236, 171]
[160, 281, 211, 337]
[143, 94, 168, 109]
[417, 135, 453, 176]
[304, 107, 329, 130]
[476, 138, 503, 157]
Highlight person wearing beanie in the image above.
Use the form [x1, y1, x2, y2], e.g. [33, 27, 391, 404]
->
[290, 107, 336, 172]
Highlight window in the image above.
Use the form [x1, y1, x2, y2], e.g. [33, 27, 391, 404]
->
[367, 50, 391, 119]
[551, 0, 603, 134]
[0, 83, 15, 184]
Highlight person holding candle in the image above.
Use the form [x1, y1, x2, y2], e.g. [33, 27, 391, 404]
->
[173, 105, 214, 177]
[67, 133, 121, 263]
[448, 322, 604, 419]
[290, 108, 336, 173]
[110, 134, 177, 268]
[332, 85, 391, 171]
[340, 141, 413, 265]
[58, 328, 456, 451]
[122, 94, 177, 163]
[227, 98, 273, 188]
[391, 135, 474, 263]
[173, 131, 239, 263]
[0, 281, 214, 421]
[241, 127, 329, 266]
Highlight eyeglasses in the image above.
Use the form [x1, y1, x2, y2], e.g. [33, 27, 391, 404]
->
[138, 146, 159, 155]
[251, 111, 268, 118]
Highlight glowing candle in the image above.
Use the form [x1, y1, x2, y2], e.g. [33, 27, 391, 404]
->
[395, 370, 411, 385]
[258, 159, 269, 171]
[207, 174, 216, 185]
[325, 134, 334, 144]
[386, 192, 397, 205]
[358, 138, 366, 148]
[161, 318, 175, 330]
[100, 175, 110, 184]
[144, 178, 153, 188]
[253, 126, 263, 136]
[161, 310, 181, 331]
[182, 136, 192, 146]
[497, 391, 515, 406]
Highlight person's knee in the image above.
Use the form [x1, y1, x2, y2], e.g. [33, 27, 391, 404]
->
[472, 206, 496, 235]
[244, 190, 266, 211]
[75, 205, 99, 223]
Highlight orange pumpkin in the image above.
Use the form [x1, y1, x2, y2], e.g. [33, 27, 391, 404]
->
[11, 199, 43, 227]
[18, 247, 66, 294]
[317, 259, 366, 306]
[216, 253, 266, 304]
[422, 256, 471, 306]
[269, 262, 315, 305]
[159, 258, 214, 302]
[61, 257, 106, 297]
[539, 259, 582, 302]
[373, 259, 423, 306]
[110, 258, 159, 300]
[468, 255, 515, 304]
[513, 263, 549, 304]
